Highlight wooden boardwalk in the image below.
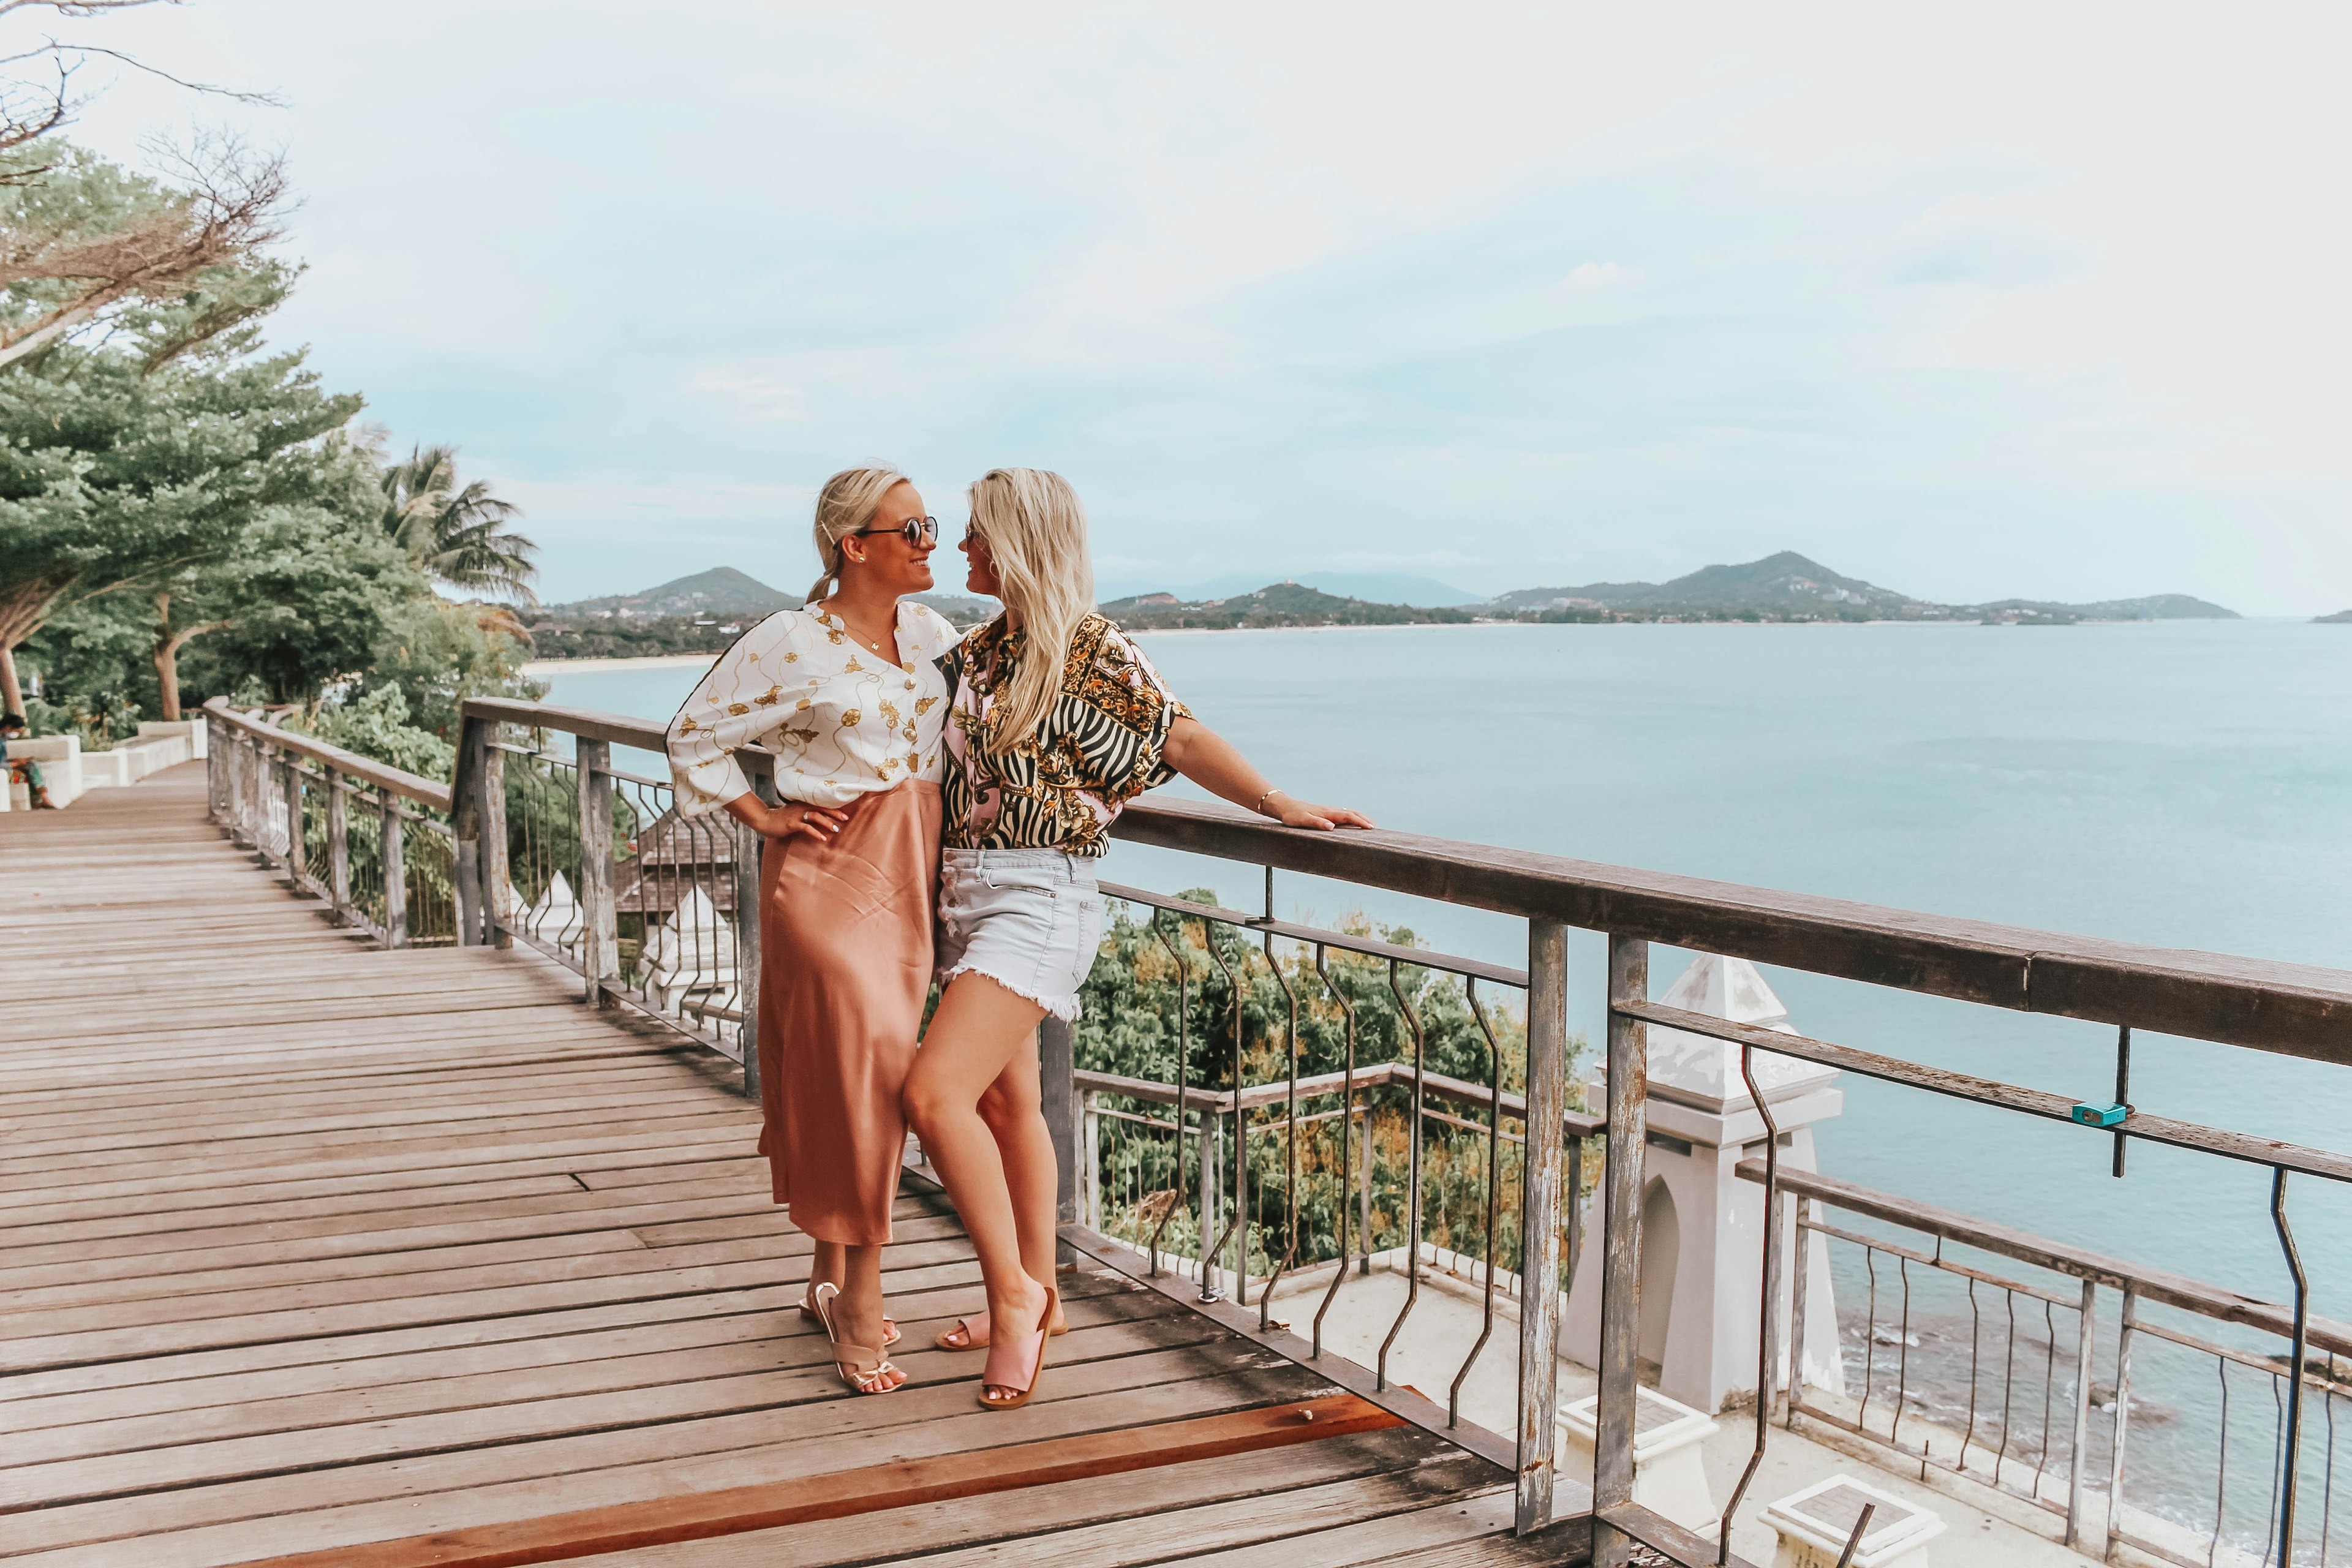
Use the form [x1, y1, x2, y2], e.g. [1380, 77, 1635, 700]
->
[1, 764, 1564, 1567]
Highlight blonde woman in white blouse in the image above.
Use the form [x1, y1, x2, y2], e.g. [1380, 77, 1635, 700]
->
[665, 467, 959, 1396]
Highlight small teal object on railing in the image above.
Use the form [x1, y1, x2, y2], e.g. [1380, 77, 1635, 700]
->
[2072, 1101, 2130, 1128]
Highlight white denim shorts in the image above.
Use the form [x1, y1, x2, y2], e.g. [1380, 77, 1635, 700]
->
[935, 848, 1105, 1022]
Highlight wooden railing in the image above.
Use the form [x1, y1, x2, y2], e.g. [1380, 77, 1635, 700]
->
[203, 698, 457, 946]
[414, 696, 2352, 1567]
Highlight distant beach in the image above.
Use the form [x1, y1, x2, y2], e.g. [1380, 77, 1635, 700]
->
[520, 652, 719, 676]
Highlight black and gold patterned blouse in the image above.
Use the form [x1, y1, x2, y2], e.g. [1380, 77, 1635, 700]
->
[940, 612, 1191, 857]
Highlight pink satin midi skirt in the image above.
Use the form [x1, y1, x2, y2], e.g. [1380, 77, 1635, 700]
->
[755, 779, 940, 1246]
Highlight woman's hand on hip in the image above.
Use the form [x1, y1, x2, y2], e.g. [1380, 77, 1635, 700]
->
[1267, 796, 1374, 831]
[758, 801, 848, 844]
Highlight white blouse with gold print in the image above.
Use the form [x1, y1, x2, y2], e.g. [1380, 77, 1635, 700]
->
[664, 601, 962, 816]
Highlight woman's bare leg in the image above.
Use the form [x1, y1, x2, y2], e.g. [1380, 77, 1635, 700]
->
[976, 1046, 1067, 1332]
[807, 1240, 845, 1298]
[832, 1242, 905, 1390]
[806, 1240, 906, 1390]
[903, 973, 1055, 1395]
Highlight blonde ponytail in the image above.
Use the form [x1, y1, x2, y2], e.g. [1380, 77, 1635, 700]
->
[806, 466, 910, 604]
[968, 467, 1094, 755]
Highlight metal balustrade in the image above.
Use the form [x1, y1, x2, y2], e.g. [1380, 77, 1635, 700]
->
[184, 690, 2340, 1568]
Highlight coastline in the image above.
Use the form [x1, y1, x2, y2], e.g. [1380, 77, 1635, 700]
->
[521, 652, 722, 675]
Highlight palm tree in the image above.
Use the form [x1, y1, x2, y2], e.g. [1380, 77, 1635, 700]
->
[379, 444, 540, 603]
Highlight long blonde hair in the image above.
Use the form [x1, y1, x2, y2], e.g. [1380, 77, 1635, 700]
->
[805, 466, 910, 605]
[970, 467, 1095, 755]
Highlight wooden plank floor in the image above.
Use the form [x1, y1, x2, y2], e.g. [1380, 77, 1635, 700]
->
[1, 764, 1560, 1567]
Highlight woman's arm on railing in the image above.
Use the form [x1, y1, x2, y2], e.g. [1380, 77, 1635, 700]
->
[1163, 715, 1374, 832]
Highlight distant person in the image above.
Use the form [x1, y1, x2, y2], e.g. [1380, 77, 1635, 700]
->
[904, 467, 1373, 1411]
[1, 712, 54, 810]
[663, 466, 958, 1397]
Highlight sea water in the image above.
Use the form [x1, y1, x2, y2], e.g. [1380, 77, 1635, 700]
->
[547, 619, 2352, 1535]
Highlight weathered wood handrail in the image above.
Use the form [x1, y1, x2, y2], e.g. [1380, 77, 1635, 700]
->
[456, 694, 2352, 1060]
[203, 696, 452, 810]
[1112, 796, 2352, 1063]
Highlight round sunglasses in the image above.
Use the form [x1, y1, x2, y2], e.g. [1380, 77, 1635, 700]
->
[850, 516, 940, 548]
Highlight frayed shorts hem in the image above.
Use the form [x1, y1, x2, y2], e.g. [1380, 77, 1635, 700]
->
[938, 962, 1082, 1022]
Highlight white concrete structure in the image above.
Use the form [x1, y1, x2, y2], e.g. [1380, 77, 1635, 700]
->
[1558, 1385, 1718, 1534]
[78, 720, 208, 789]
[1564, 953, 1845, 1414]
[2, 733, 84, 809]
[1762, 1474, 1945, 1567]
[643, 884, 739, 1016]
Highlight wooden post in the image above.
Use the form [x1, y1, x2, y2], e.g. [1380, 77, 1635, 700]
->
[268, 750, 292, 869]
[2065, 1279, 2098, 1547]
[1041, 1016, 1078, 1263]
[205, 715, 226, 820]
[1515, 917, 1570, 1534]
[282, 758, 306, 886]
[481, 741, 510, 949]
[1593, 933, 1649, 1568]
[1083, 1094, 1101, 1229]
[380, 796, 408, 949]
[326, 776, 350, 922]
[225, 728, 247, 844]
[451, 714, 489, 948]
[1199, 1112, 1223, 1297]
[576, 738, 617, 1006]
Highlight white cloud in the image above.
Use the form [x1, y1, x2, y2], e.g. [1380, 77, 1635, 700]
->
[682, 366, 810, 424]
[1559, 262, 1643, 293]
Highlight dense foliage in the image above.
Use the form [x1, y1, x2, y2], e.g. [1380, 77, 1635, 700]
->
[2, 142, 543, 771]
[1077, 893, 1590, 1282]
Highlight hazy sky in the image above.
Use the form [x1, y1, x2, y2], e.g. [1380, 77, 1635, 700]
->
[66, 3, 2352, 611]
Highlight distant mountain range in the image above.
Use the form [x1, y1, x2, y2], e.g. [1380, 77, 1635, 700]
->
[2317, 608, 2352, 624]
[543, 553, 2240, 641]
[1486, 552, 2237, 624]
[1097, 570, 1483, 608]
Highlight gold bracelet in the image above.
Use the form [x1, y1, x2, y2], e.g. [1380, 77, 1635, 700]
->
[1253, 787, 1286, 816]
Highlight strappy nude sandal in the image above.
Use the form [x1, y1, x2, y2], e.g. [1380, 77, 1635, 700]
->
[810, 1281, 902, 1395]
[977, 1284, 1057, 1412]
[801, 1295, 900, 1348]
[934, 1306, 1068, 1351]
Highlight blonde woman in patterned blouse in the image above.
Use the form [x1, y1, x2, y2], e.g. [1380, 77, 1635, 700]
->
[665, 466, 958, 1397]
[905, 467, 1372, 1411]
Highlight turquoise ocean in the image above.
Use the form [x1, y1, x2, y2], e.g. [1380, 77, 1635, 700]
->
[547, 618, 2352, 1537]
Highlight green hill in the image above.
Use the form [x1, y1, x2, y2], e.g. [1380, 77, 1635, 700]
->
[1101, 581, 1473, 630]
[547, 566, 794, 620]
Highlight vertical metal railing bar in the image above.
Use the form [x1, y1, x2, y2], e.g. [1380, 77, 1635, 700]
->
[1834, 1501, 1877, 1568]
[1447, 977, 1506, 1427]
[1998, 1291, 2019, 1488]
[2321, 1385, 2337, 1564]
[1311, 942, 1359, 1359]
[2114, 1025, 2134, 1180]
[1255, 927, 1302, 1330]
[1789, 1200, 1815, 1428]
[1593, 931, 1649, 1567]
[2214, 1360, 2232, 1568]
[2272, 1167, 2309, 1565]
[1860, 1250, 1879, 1430]
[2037, 1299, 2059, 1500]
[1192, 921, 1245, 1304]
[2265, 1376, 2284, 1568]
[1894, 1257, 1914, 1457]
[1375, 956, 1426, 1391]
[1961, 1278, 1984, 1474]
[1718, 1038, 1785, 1562]
[1145, 911, 1191, 1279]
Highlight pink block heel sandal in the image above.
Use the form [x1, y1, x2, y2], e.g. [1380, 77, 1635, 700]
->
[977, 1285, 1057, 1412]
